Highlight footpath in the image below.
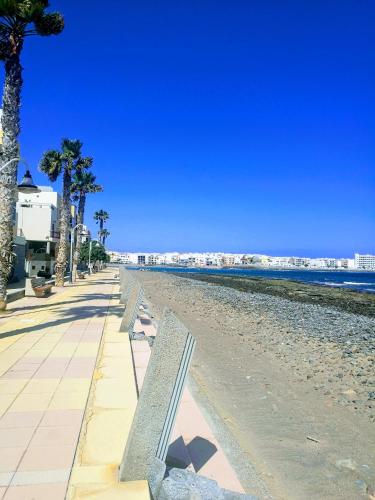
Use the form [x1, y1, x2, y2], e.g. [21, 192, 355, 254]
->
[0, 271, 115, 499]
[0, 269, 248, 500]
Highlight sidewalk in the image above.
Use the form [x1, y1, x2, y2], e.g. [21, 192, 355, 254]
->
[0, 271, 116, 499]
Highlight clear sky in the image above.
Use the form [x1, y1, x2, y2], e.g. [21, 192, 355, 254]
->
[4, 1, 375, 257]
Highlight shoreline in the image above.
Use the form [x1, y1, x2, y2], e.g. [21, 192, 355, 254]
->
[170, 272, 375, 318]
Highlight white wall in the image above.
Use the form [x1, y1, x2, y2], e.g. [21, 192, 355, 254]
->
[16, 187, 60, 241]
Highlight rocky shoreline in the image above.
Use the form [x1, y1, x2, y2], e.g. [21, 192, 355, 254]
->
[171, 272, 375, 317]
[136, 270, 375, 499]
[169, 272, 375, 417]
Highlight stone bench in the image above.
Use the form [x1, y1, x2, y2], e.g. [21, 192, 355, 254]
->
[25, 277, 53, 298]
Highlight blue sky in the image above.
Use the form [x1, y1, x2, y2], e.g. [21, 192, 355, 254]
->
[4, 1, 375, 257]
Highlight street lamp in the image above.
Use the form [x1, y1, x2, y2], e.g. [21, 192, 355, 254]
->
[69, 223, 85, 283]
[0, 157, 40, 194]
[88, 239, 100, 274]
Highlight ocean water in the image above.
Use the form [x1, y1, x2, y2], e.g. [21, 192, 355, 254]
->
[126, 265, 375, 293]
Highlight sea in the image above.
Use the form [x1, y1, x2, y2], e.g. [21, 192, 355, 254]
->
[126, 266, 375, 294]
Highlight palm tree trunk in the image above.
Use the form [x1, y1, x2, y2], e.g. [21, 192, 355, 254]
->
[99, 219, 103, 244]
[72, 194, 85, 282]
[55, 168, 71, 286]
[0, 54, 23, 310]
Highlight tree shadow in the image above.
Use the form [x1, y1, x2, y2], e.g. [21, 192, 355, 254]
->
[0, 300, 124, 341]
[1, 292, 122, 318]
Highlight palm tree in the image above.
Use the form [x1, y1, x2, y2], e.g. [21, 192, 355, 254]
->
[39, 139, 86, 286]
[71, 170, 102, 281]
[100, 228, 110, 247]
[94, 209, 109, 244]
[0, 1, 63, 309]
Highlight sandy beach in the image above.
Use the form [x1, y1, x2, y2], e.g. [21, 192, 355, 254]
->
[134, 270, 375, 500]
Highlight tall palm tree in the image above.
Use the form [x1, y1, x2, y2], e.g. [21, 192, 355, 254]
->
[100, 228, 110, 247]
[0, 1, 63, 309]
[71, 170, 102, 281]
[94, 209, 109, 244]
[39, 139, 86, 286]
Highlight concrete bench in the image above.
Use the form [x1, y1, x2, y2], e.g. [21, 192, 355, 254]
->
[25, 277, 52, 298]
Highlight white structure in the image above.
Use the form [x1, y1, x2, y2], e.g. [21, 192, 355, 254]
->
[355, 253, 375, 270]
[107, 250, 374, 271]
[17, 186, 60, 242]
[16, 186, 61, 277]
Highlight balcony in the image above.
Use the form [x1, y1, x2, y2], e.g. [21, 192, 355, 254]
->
[50, 230, 60, 239]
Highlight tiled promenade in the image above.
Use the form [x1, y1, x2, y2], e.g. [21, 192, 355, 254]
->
[0, 269, 246, 499]
[0, 272, 115, 499]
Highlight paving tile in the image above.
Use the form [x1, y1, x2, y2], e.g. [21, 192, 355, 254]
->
[18, 444, 76, 471]
[74, 343, 99, 357]
[0, 380, 27, 395]
[8, 393, 52, 412]
[48, 392, 87, 410]
[2, 370, 35, 380]
[23, 379, 60, 394]
[0, 472, 13, 487]
[40, 409, 84, 427]
[62, 364, 94, 378]
[7, 478, 68, 493]
[57, 379, 91, 393]
[9, 359, 43, 369]
[80, 332, 102, 342]
[0, 411, 43, 429]
[0, 447, 25, 472]
[103, 343, 128, 357]
[30, 425, 80, 447]
[23, 349, 52, 358]
[94, 378, 136, 409]
[49, 343, 78, 358]
[0, 428, 35, 448]
[60, 334, 84, 343]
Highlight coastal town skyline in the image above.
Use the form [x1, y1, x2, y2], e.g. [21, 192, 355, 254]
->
[108, 250, 375, 270]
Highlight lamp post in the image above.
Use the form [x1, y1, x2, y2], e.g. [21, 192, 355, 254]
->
[69, 223, 85, 284]
[0, 157, 40, 194]
[88, 240, 100, 274]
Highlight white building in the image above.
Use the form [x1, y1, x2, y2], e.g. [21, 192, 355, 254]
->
[16, 186, 61, 277]
[354, 253, 375, 270]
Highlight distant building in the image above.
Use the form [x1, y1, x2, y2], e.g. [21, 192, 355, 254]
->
[137, 255, 146, 265]
[16, 186, 61, 277]
[354, 253, 375, 270]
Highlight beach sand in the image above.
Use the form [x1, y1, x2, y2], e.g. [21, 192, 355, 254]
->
[134, 270, 375, 500]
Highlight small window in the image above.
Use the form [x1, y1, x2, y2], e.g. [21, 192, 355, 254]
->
[32, 266, 35, 270]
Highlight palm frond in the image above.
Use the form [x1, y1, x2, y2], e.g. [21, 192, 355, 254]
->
[75, 155, 93, 171]
[33, 11, 63, 36]
[94, 209, 109, 223]
[61, 138, 83, 160]
[0, 0, 17, 17]
[71, 170, 103, 195]
[39, 149, 62, 182]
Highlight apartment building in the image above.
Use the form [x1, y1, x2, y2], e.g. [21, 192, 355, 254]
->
[16, 186, 61, 277]
[355, 253, 375, 270]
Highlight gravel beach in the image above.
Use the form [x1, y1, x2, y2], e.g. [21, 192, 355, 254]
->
[134, 270, 375, 500]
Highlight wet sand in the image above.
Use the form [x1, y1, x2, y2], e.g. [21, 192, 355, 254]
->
[135, 270, 375, 500]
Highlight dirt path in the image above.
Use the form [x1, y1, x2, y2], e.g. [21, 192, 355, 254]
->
[135, 270, 375, 500]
